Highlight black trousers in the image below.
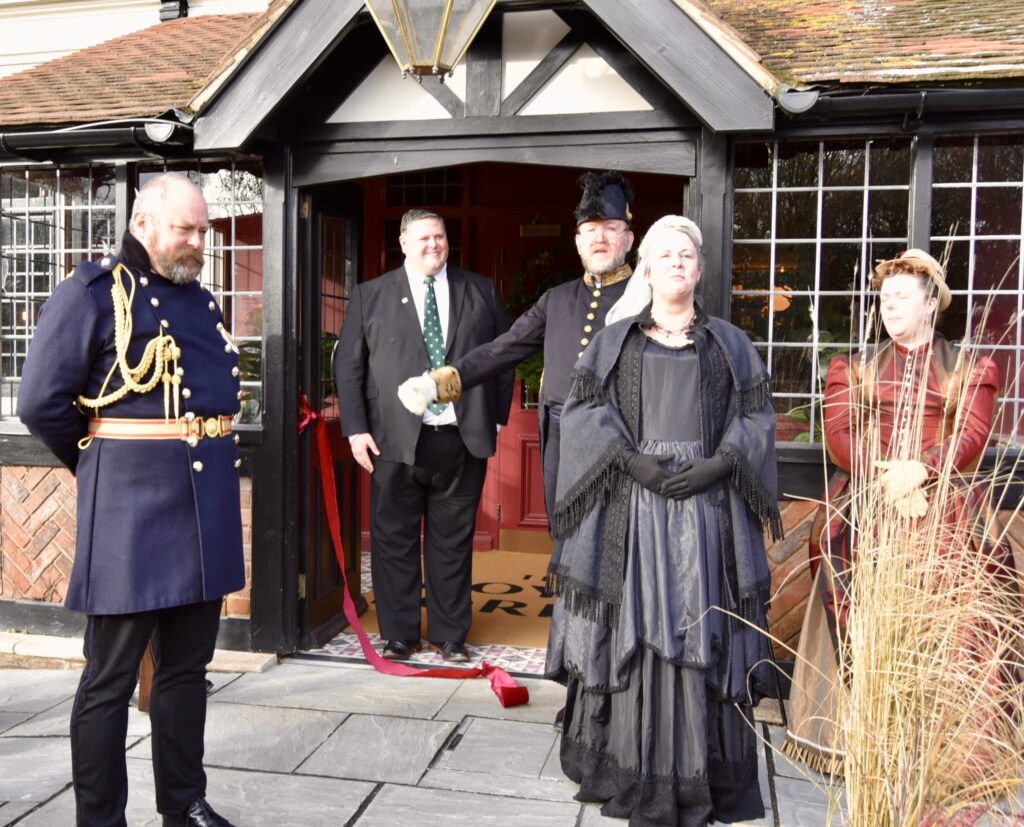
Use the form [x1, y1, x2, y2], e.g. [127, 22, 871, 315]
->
[71, 599, 222, 827]
[370, 425, 487, 644]
[540, 404, 562, 523]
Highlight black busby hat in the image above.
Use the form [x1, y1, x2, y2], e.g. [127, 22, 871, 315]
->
[573, 171, 634, 226]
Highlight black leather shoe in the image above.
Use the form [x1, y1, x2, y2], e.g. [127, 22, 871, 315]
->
[381, 639, 421, 660]
[162, 798, 235, 827]
[553, 706, 565, 732]
[432, 641, 470, 663]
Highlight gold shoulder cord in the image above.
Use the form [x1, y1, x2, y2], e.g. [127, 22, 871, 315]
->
[77, 263, 182, 449]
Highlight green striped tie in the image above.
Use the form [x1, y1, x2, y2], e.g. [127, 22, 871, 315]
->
[423, 275, 447, 415]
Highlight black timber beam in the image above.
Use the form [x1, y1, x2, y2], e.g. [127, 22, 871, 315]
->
[581, 0, 773, 132]
[246, 144, 301, 654]
[291, 129, 698, 186]
[194, 0, 363, 153]
[465, 14, 502, 118]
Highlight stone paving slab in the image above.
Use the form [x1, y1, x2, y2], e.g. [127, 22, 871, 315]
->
[213, 662, 459, 717]
[0, 737, 72, 804]
[540, 736, 563, 780]
[0, 668, 80, 713]
[767, 720, 830, 785]
[420, 766, 579, 802]
[774, 776, 844, 826]
[129, 701, 346, 774]
[355, 784, 580, 826]
[433, 675, 565, 724]
[3, 696, 150, 739]
[16, 757, 377, 826]
[578, 803, 627, 825]
[0, 711, 33, 735]
[0, 635, 274, 674]
[0, 801, 39, 827]
[205, 672, 243, 695]
[437, 717, 559, 777]
[298, 713, 456, 784]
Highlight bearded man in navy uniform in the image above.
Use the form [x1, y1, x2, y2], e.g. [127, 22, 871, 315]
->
[399, 171, 637, 522]
[18, 172, 242, 827]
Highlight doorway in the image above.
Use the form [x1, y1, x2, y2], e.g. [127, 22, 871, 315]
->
[300, 162, 687, 649]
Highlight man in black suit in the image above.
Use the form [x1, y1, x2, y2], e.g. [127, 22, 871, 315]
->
[335, 208, 514, 663]
[398, 172, 636, 522]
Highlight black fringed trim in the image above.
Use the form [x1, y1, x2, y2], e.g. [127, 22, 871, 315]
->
[562, 587, 620, 629]
[736, 378, 772, 416]
[544, 566, 620, 627]
[719, 443, 784, 541]
[736, 575, 773, 624]
[567, 366, 604, 403]
[550, 444, 626, 540]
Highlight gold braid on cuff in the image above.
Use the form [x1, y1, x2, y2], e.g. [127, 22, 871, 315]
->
[431, 366, 463, 403]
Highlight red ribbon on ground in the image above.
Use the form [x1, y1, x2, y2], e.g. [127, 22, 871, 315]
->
[298, 395, 529, 707]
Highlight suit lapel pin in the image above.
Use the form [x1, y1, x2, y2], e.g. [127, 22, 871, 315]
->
[401, 297, 409, 304]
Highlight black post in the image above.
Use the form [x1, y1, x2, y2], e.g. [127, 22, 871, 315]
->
[249, 144, 301, 653]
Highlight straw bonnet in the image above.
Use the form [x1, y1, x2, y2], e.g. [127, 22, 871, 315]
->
[873, 248, 951, 311]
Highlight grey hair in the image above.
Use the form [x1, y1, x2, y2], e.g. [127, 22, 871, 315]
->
[130, 171, 195, 223]
[605, 215, 704, 325]
[400, 208, 445, 235]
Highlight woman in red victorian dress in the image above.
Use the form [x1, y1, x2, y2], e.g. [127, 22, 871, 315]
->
[782, 248, 1019, 777]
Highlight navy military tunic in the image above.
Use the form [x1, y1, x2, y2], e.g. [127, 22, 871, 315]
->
[453, 274, 629, 519]
[17, 234, 244, 615]
[456, 275, 629, 409]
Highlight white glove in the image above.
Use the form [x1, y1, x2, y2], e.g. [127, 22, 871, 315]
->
[397, 373, 438, 416]
[892, 487, 929, 519]
[874, 459, 929, 499]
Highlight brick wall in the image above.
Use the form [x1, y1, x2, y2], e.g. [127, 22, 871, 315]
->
[0, 465, 253, 617]
[763, 501, 1024, 661]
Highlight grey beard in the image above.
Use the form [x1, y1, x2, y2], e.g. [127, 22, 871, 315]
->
[582, 254, 627, 277]
[165, 262, 201, 285]
[156, 250, 204, 285]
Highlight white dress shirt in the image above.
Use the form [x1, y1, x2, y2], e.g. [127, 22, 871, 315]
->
[405, 261, 456, 426]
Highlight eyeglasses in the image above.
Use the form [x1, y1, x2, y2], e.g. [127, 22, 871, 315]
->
[578, 225, 630, 240]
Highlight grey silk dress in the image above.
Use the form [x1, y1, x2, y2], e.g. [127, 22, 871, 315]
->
[547, 340, 768, 826]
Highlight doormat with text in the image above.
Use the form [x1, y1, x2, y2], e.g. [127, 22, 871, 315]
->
[297, 550, 554, 676]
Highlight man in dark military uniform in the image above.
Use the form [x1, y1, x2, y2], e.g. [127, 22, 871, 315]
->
[398, 171, 637, 521]
[17, 172, 242, 827]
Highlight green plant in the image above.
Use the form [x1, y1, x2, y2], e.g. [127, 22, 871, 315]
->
[503, 246, 578, 392]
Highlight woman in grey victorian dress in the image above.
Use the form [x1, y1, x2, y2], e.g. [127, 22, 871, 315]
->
[544, 216, 782, 826]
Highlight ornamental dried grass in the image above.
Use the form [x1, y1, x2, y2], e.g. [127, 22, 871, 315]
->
[817, 294, 1024, 826]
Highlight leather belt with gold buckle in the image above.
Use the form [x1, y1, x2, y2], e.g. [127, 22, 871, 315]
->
[87, 415, 234, 446]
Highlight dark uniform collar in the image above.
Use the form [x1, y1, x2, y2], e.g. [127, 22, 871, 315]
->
[118, 230, 154, 273]
[583, 263, 632, 289]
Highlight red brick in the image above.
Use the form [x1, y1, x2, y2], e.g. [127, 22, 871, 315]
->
[224, 595, 250, 617]
[2, 473, 29, 503]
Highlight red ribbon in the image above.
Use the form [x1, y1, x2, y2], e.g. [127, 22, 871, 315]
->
[298, 394, 529, 707]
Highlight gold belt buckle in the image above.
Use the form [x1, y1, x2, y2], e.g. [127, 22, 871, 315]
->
[204, 417, 223, 439]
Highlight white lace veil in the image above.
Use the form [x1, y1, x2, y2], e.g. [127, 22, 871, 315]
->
[605, 215, 703, 326]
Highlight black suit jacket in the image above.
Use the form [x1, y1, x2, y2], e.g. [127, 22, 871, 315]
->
[335, 265, 514, 465]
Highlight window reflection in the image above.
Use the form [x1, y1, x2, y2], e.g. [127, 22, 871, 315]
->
[733, 138, 912, 442]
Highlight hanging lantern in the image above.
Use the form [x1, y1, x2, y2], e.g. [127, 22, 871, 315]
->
[365, 0, 496, 79]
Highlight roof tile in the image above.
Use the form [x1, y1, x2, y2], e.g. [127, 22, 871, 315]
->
[702, 0, 1024, 84]
[0, 13, 259, 128]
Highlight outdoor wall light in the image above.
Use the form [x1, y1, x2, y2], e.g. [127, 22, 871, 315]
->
[365, 0, 496, 80]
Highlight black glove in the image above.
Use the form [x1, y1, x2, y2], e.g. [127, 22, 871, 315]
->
[659, 454, 731, 500]
[623, 453, 672, 493]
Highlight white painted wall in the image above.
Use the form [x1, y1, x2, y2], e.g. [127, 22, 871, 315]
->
[0, 0, 269, 79]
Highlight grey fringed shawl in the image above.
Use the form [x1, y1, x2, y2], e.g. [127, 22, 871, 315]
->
[546, 304, 782, 629]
